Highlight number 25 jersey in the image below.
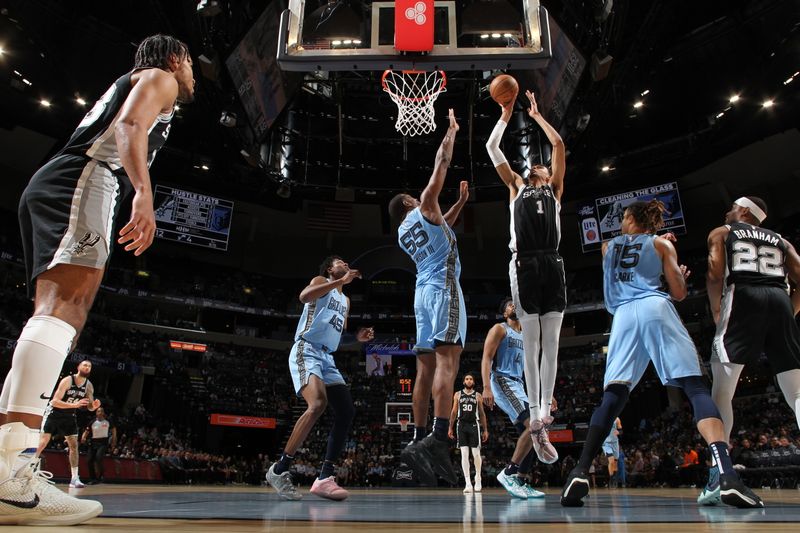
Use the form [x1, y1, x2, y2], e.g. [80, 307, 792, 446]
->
[294, 286, 348, 352]
[724, 222, 788, 289]
[398, 207, 462, 287]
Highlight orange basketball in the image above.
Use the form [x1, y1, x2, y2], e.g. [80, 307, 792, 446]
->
[489, 74, 518, 106]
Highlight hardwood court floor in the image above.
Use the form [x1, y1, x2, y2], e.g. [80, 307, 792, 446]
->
[14, 484, 799, 532]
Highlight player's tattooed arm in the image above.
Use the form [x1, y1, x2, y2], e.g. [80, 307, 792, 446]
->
[782, 238, 800, 315]
[86, 382, 101, 411]
[706, 226, 729, 324]
[420, 109, 459, 224]
[448, 391, 460, 439]
[443, 181, 469, 227]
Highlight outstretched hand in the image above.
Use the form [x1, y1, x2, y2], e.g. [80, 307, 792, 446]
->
[357, 327, 375, 342]
[458, 181, 469, 202]
[341, 269, 362, 285]
[525, 90, 540, 118]
[447, 108, 459, 132]
[680, 265, 691, 280]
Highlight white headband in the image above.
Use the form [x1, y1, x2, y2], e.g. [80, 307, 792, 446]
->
[734, 197, 766, 223]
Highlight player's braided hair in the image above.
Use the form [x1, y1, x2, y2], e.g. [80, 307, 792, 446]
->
[134, 34, 189, 71]
[626, 199, 666, 233]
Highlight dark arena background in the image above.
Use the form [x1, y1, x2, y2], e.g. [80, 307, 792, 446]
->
[0, 0, 799, 531]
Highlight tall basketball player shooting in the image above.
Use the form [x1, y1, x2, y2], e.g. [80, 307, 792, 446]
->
[389, 109, 467, 485]
[698, 197, 800, 505]
[485, 89, 565, 464]
[448, 373, 488, 493]
[267, 256, 374, 501]
[0, 34, 194, 526]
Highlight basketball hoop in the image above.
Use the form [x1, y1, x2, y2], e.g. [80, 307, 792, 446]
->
[399, 418, 410, 432]
[382, 70, 447, 136]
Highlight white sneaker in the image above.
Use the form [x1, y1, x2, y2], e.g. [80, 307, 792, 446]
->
[474, 478, 482, 492]
[530, 419, 558, 464]
[0, 463, 102, 525]
[69, 478, 85, 489]
[463, 484, 473, 493]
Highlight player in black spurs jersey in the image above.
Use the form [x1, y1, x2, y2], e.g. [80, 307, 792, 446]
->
[485, 89, 565, 464]
[699, 196, 800, 506]
[449, 374, 488, 493]
[0, 34, 194, 526]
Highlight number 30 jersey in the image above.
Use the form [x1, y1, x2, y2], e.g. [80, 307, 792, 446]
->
[294, 285, 348, 352]
[602, 233, 669, 315]
[724, 222, 788, 289]
[398, 207, 462, 287]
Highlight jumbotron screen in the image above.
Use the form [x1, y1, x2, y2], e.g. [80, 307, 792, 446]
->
[153, 185, 234, 251]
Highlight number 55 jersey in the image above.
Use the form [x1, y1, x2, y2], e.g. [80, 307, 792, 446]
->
[712, 222, 800, 372]
[398, 207, 466, 352]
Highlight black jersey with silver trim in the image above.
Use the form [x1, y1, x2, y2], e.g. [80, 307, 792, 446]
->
[58, 70, 174, 176]
[52, 374, 90, 414]
[509, 184, 561, 253]
[724, 222, 788, 289]
[457, 389, 479, 424]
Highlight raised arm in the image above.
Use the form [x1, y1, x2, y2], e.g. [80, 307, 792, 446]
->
[299, 271, 360, 305]
[525, 90, 565, 201]
[654, 237, 690, 301]
[485, 99, 525, 201]
[443, 181, 470, 227]
[419, 109, 459, 224]
[116, 69, 180, 256]
[481, 324, 506, 410]
[706, 226, 729, 324]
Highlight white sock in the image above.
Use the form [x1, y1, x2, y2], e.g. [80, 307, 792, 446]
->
[460, 446, 471, 485]
[71, 466, 79, 479]
[471, 447, 482, 481]
[0, 423, 40, 480]
[539, 312, 563, 419]
[776, 369, 800, 430]
[519, 315, 542, 421]
[711, 362, 744, 443]
[7, 316, 76, 416]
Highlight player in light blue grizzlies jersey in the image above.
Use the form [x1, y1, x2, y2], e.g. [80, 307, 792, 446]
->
[561, 200, 762, 509]
[388, 109, 468, 485]
[267, 256, 374, 501]
[482, 298, 545, 499]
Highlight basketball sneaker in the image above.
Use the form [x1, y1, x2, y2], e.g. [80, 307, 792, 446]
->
[473, 477, 481, 492]
[266, 463, 302, 501]
[309, 477, 348, 501]
[0, 461, 102, 525]
[496, 470, 528, 499]
[560, 468, 590, 507]
[719, 474, 764, 509]
[69, 478, 85, 489]
[463, 483, 473, 494]
[530, 419, 558, 464]
[519, 479, 545, 498]
[401, 434, 457, 484]
[697, 465, 721, 506]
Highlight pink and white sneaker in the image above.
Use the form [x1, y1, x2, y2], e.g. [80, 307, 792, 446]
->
[530, 419, 558, 464]
[309, 477, 349, 501]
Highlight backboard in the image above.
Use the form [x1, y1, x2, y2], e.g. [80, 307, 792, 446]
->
[277, 0, 551, 72]
[385, 402, 413, 425]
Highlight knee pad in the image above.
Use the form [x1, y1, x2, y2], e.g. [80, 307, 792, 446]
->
[589, 383, 629, 428]
[673, 376, 720, 422]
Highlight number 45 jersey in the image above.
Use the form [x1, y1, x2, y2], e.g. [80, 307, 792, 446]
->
[398, 207, 462, 287]
[294, 285, 347, 352]
[602, 233, 669, 315]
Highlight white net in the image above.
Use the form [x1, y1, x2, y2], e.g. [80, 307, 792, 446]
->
[382, 70, 447, 137]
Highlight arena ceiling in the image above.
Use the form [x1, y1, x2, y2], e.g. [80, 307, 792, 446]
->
[0, 0, 797, 209]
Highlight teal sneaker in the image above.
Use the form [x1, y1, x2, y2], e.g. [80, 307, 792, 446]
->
[697, 465, 721, 506]
[497, 470, 528, 499]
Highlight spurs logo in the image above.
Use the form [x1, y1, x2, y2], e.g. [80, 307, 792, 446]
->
[68, 232, 101, 256]
[405, 1, 427, 25]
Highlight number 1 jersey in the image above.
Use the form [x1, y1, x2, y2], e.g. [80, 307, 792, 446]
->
[602, 233, 669, 314]
[398, 207, 462, 287]
[294, 286, 348, 352]
[724, 222, 788, 289]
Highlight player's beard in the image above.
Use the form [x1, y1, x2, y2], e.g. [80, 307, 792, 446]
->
[508, 312, 518, 321]
[463, 384, 473, 392]
[78, 370, 90, 377]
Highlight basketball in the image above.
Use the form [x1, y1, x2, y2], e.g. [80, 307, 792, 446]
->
[490, 74, 518, 106]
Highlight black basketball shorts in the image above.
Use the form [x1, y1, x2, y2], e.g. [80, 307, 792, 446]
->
[509, 251, 567, 317]
[456, 421, 480, 449]
[18, 154, 126, 296]
[42, 411, 79, 438]
[712, 284, 800, 374]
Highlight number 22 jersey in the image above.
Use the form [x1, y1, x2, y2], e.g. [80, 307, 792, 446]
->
[724, 222, 788, 289]
[398, 207, 462, 288]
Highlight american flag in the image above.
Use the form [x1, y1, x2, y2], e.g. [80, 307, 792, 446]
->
[306, 202, 352, 233]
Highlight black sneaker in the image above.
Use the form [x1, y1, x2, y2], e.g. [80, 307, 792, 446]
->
[402, 433, 457, 484]
[400, 440, 436, 486]
[720, 474, 764, 509]
[560, 468, 590, 507]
